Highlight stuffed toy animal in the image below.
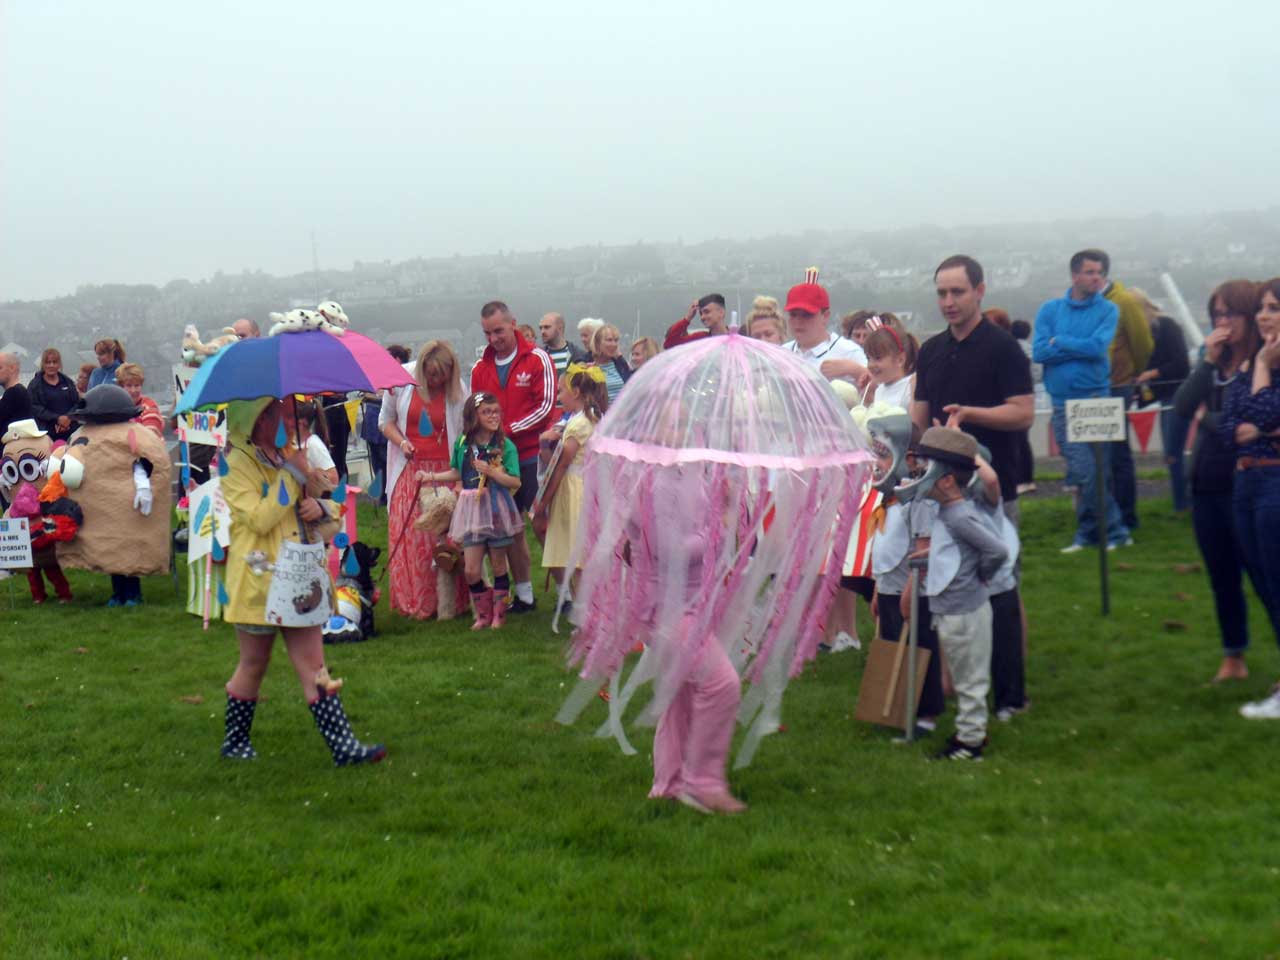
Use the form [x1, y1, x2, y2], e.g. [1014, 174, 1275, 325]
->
[181, 325, 241, 366]
[267, 308, 346, 338]
[414, 485, 461, 619]
[50, 386, 172, 576]
[244, 550, 276, 576]
[433, 541, 463, 619]
[314, 666, 344, 696]
[322, 542, 381, 644]
[316, 301, 350, 330]
[414, 484, 457, 535]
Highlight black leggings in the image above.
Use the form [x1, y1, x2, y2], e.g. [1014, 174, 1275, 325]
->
[877, 593, 944, 719]
[989, 588, 1026, 711]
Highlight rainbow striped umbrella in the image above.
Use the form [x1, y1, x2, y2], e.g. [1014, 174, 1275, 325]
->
[176, 329, 413, 412]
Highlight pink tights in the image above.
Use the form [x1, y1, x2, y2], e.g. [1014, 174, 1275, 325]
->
[650, 639, 741, 800]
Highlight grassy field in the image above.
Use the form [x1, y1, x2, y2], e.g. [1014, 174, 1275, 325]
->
[3, 493, 1280, 959]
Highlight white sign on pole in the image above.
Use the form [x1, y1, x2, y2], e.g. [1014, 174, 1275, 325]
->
[0, 518, 34, 569]
[1065, 397, 1125, 443]
[186, 477, 233, 562]
[173, 364, 228, 448]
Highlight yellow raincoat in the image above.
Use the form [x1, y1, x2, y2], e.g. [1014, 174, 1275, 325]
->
[220, 399, 338, 627]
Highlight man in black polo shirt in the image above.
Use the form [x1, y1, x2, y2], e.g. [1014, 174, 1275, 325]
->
[915, 255, 1035, 725]
[913, 255, 1034, 519]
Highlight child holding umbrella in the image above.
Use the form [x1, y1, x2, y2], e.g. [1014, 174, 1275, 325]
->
[219, 397, 386, 765]
[177, 321, 414, 765]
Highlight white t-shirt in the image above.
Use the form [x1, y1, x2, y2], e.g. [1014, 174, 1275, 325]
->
[782, 333, 868, 382]
[869, 374, 914, 411]
[306, 434, 336, 471]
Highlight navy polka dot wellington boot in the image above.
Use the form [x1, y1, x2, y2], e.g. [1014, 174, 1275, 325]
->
[220, 690, 258, 760]
[308, 690, 387, 767]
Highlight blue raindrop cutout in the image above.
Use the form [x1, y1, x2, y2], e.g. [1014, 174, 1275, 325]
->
[368, 471, 383, 500]
[342, 549, 360, 576]
[274, 419, 288, 448]
[212, 538, 225, 562]
[333, 532, 349, 550]
[192, 497, 211, 534]
[277, 478, 291, 505]
[261, 482, 269, 498]
[217, 452, 229, 477]
[217, 581, 230, 605]
[333, 480, 347, 505]
[180, 440, 191, 488]
[417, 409, 432, 437]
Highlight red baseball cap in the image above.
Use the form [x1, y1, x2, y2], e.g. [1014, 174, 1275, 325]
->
[784, 282, 830, 315]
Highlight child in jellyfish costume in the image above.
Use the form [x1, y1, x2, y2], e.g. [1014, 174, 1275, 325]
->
[556, 332, 871, 814]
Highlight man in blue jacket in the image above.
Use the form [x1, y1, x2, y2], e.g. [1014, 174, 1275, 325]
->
[1033, 251, 1131, 552]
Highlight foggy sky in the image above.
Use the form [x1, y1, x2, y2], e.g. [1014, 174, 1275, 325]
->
[3, 0, 1278, 300]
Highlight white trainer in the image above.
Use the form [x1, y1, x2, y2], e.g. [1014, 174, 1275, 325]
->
[1240, 688, 1280, 719]
[831, 631, 861, 653]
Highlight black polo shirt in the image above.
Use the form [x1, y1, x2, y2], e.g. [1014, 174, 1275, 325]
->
[914, 318, 1033, 501]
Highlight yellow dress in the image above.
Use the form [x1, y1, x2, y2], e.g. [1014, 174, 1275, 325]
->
[542, 413, 592, 569]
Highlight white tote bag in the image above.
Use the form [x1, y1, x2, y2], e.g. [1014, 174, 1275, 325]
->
[264, 539, 333, 627]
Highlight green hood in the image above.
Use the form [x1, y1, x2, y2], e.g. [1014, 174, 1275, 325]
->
[223, 398, 274, 448]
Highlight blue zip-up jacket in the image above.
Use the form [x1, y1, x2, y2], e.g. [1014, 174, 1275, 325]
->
[1032, 289, 1118, 404]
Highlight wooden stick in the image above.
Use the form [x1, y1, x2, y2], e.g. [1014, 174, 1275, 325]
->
[882, 621, 910, 718]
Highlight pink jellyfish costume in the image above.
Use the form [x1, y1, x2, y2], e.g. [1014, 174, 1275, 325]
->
[555, 332, 871, 810]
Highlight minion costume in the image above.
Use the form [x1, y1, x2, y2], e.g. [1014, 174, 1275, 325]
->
[0, 419, 82, 603]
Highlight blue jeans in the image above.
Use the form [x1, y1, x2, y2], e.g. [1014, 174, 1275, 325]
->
[1110, 385, 1138, 529]
[1052, 406, 1129, 547]
[1160, 407, 1191, 512]
[1232, 466, 1280, 646]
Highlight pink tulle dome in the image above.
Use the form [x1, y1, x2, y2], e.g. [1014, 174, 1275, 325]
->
[557, 332, 872, 768]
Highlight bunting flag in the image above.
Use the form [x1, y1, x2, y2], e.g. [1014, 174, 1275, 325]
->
[1128, 409, 1158, 453]
[345, 397, 362, 435]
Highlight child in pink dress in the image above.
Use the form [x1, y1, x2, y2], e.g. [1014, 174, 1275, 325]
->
[421, 392, 523, 630]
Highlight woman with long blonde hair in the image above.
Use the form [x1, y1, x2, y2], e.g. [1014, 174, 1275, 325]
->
[379, 339, 469, 619]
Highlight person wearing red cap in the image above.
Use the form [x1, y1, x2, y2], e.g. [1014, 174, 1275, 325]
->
[663, 294, 729, 350]
[781, 270, 868, 384]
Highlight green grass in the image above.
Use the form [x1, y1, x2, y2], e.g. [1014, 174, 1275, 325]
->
[4, 496, 1280, 959]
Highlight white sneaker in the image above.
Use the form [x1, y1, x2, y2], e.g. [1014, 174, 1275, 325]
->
[830, 631, 861, 653]
[1060, 543, 1087, 554]
[1240, 688, 1280, 719]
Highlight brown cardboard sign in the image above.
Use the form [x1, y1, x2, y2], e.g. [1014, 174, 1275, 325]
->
[854, 623, 932, 731]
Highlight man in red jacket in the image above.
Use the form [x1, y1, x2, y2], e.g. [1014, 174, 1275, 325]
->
[663, 293, 729, 349]
[470, 301, 557, 613]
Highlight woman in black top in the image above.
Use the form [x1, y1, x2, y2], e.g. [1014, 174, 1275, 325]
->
[1134, 292, 1192, 511]
[27, 348, 79, 442]
[1174, 280, 1262, 683]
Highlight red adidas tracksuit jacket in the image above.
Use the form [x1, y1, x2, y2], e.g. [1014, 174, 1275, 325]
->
[469, 333, 557, 462]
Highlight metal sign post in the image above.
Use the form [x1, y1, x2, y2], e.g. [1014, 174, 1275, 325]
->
[1065, 397, 1126, 616]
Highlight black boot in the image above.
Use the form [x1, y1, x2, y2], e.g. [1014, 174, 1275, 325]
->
[309, 692, 386, 767]
[220, 690, 258, 760]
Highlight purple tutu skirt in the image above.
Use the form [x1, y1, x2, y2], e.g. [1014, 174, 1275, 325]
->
[449, 485, 525, 544]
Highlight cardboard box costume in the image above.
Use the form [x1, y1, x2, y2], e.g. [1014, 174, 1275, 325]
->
[52, 386, 172, 576]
